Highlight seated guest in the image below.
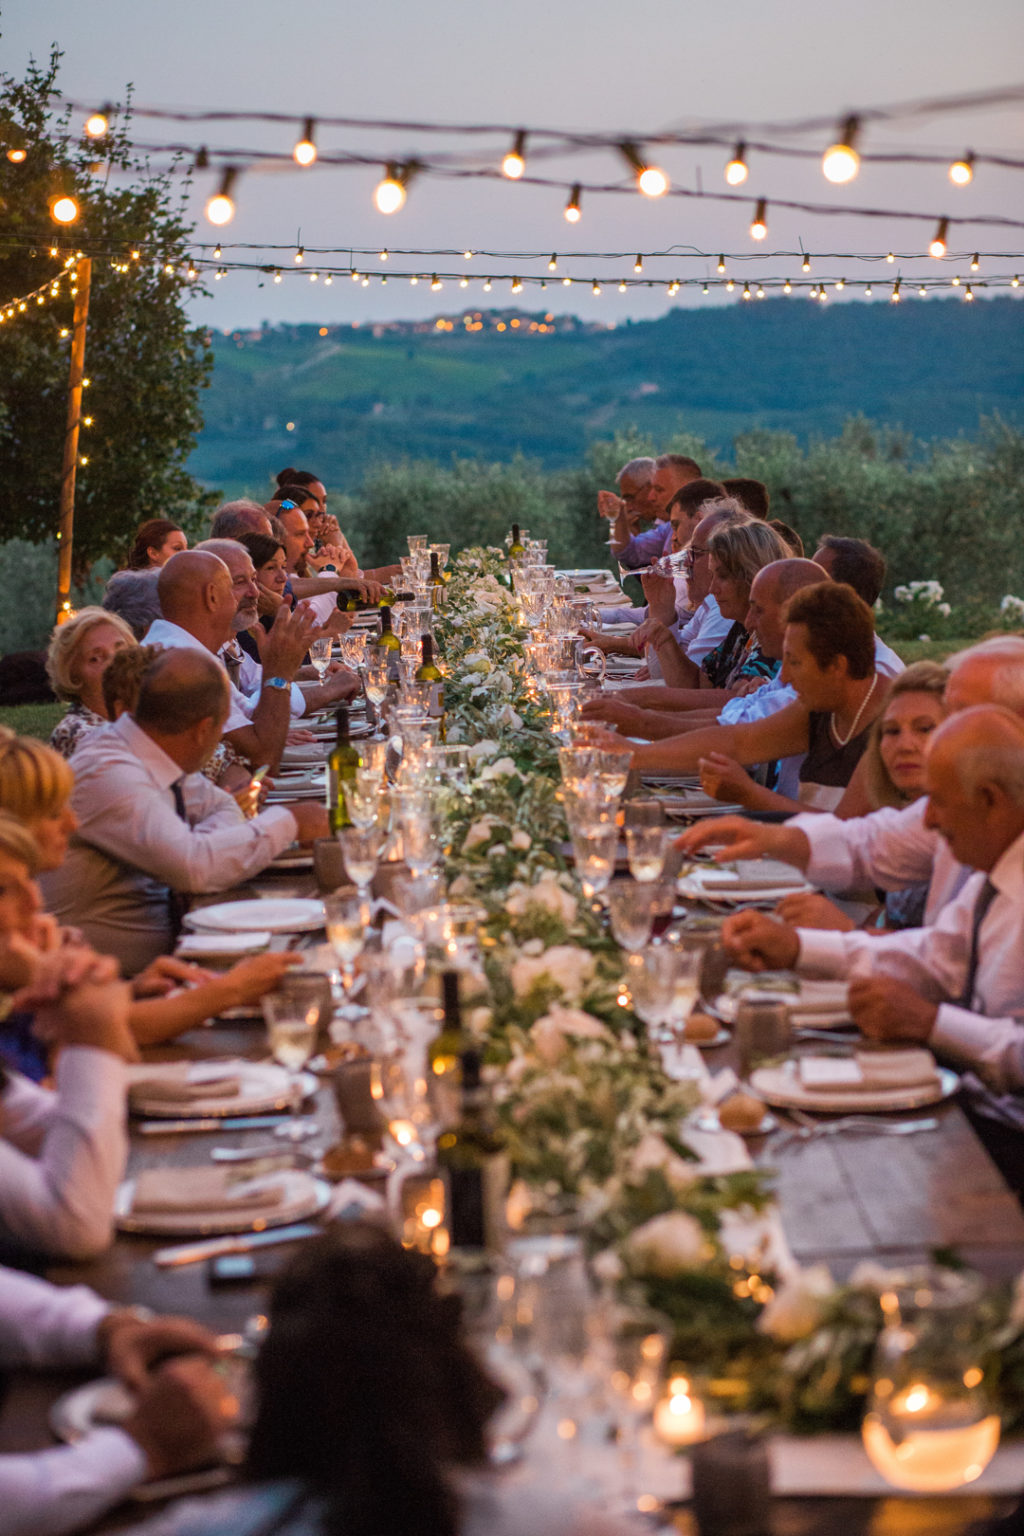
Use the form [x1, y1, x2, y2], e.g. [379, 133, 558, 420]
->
[0, 1265, 226, 1535]
[679, 636, 1024, 928]
[596, 455, 656, 540]
[209, 499, 273, 539]
[0, 814, 133, 1260]
[145, 549, 321, 771]
[811, 534, 903, 674]
[596, 583, 889, 809]
[272, 499, 385, 622]
[0, 731, 296, 1052]
[609, 454, 703, 569]
[768, 518, 803, 557]
[46, 607, 135, 759]
[722, 477, 770, 519]
[237, 532, 290, 650]
[126, 519, 188, 570]
[40, 647, 327, 975]
[102, 569, 163, 640]
[122, 1223, 640, 1536]
[274, 467, 360, 576]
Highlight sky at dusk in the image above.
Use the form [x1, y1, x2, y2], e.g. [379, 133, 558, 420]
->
[4, 0, 1023, 330]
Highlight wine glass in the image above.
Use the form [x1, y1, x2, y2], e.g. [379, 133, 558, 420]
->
[601, 1306, 672, 1515]
[339, 826, 382, 900]
[369, 1054, 435, 1162]
[596, 748, 633, 799]
[625, 946, 680, 1042]
[325, 887, 369, 1016]
[407, 534, 428, 554]
[309, 636, 333, 683]
[363, 655, 389, 731]
[403, 811, 441, 877]
[666, 946, 703, 1050]
[262, 986, 319, 1141]
[606, 879, 656, 953]
[625, 825, 667, 883]
[346, 770, 383, 832]
[570, 822, 618, 908]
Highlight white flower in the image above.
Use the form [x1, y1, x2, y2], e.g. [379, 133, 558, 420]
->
[510, 828, 532, 851]
[757, 1263, 835, 1342]
[480, 756, 518, 782]
[592, 1247, 625, 1284]
[1001, 595, 1024, 619]
[529, 1002, 611, 1064]
[495, 704, 523, 729]
[448, 873, 472, 896]
[510, 944, 595, 1003]
[464, 817, 495, 851]
[629, 1131, 698, 1189]
[626, 1212, 709, 1276]
[490, 843, 507, 858]
[468, 739, 499, 762]
[463, 651, 491, 675]
[937, 602, 951, 618]
[505, 875, 577, 925]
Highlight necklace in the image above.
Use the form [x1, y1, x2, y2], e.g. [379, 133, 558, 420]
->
[829, 673, 878, 748]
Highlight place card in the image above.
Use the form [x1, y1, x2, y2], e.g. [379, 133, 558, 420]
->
[799, 1057, 864, 1088]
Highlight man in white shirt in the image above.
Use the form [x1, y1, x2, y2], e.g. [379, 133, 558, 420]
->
[40, 648, 327, 975]
[720, 708, 1024, 1096]
[0, 1265, 227, 1536]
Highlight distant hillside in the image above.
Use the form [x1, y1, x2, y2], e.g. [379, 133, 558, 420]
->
[190, 296, 1024, 496]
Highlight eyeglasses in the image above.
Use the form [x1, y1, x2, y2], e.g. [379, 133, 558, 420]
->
[683, 546, 711, 568]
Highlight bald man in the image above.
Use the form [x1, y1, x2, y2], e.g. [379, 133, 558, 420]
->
[719, 708, 1024, 1161]
[146, 550, 319, 772]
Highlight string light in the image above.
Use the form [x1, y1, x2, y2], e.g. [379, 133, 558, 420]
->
[724, 141, 748, 186]
[459, 275, 469, 288]
[716, 255, 726, 273]
[783, 279, 792, 293]
[951, 274, 961, 285]
[757, 283, 766, 298]
[501, 131, 526, 180]
[667, 279, 680, 295]
[379, 249, 389, 261]
[634, 254, 643, 274]
[834, 277, 845, 290]
[324, 274, 332, 284]
[50, 192, 80, 225]
[564, 184, 582, 223]
[949, 153, 974, 186]
[970, 252, 980, 271]
[510, 275, 522, 293]
[918, 284, 927, 296]
[891, 277, 901, 302]
[886, 251, 895, 263]
[965, 283, 975, 300]
[619, 142, 669, 197]
[726, 278, 735, 292]
[309, 269, 318, 281]
[483, 277, 492, 291]
[742, 281, 751, 300]
[822, 115, 860, 184]
[1013, 275, 1021, 287]
[205, 169, 237, 226]
[750, 199, 768, 240]
[548, 253, 558, 271]
[463, 249, 472, 259]
[84, 106, 111, 139]
[294, 245, 305, 264]
[618, 279, 627, 292]
[293, 118, 317, 166]
[213, 243, 222, 259]
[801, 254, 811, 272]
[864, 283, 872, 296]
[430, 274, 443, 290]
[928, 217, 949, 258]
[5, 124, 27, 164]
[592, 278, 601, 295]
[562, 275, 571, 286]
[701, 282, 709, 294]
[273, 269, 282, 282]
[375, 163, 409, 214]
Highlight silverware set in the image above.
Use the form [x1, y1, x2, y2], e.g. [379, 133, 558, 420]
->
[771, 1106, 939, 1152]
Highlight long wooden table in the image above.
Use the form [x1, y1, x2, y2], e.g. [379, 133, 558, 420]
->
[4, 865, 1024, 1533]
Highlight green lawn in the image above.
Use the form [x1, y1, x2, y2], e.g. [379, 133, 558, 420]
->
[0, 702, 65, 740]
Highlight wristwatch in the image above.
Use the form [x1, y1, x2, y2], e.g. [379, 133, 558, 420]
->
[263, 676, 289, 691]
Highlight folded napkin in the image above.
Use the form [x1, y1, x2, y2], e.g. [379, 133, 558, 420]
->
[799, 1048, 940, 1093]
[129, 1075, 241, 1106]
[694, 859, 806, 892]
[787, 980, 851, 1016]
[176, 931, 271, 958]
[131, 1166, 284, 1215]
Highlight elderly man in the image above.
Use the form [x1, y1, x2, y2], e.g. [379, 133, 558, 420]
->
[41, 648, 327, 974]
[681, 636, 1024, 927]
[274, 503, 385, 623]
[607, 454, 704, 570]
[145, 549, 320, 771]
[209, 499, 274, 539]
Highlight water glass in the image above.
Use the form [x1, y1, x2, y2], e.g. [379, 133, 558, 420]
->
[625, 825, 667, 883]
[407, 534, 428, 554]
[308, 636, 333, 682]
[596, 748, 633, 799]
[734, 997, 792, 1077]
[324, 887, 370, 1008]
[339, 826, 382, 897]
[403, 812, 441, 877]
[626, 946, 679, 1038]
[606, 879, 656, 953]
[570, 822, 618, 903]
[262, 986, 320, 1141]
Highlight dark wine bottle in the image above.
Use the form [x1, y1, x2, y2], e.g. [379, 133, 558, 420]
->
[508, 523, 526, 559]
[415, 633, 446, 738]
[437, 1039, 508, 1255]
[326, 706, 361, 832]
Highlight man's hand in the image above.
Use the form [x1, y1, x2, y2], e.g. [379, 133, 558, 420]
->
[579, 696, 645, 733]
[721, 910, 800, 972]
[34, 978, 139, 1062]
[336, 576, 385, 604]
[125, 1355, 232, 1481]
[132, 956, 216, 998]
[774, 892, 856, 933]
[632, 617, 676, 656]
[698, 752, 757, 805]
[287, 802, 330, 844]
[11, 943, 120, 1010]
[733, 676, 770, 698]
[261, 601, 321, 682]
[676, 815, 791, 863]
[99, 1313, 220, 1393]
[639, 572, 678, 626]
[215, 952, 302, 1009]
[308, 541, 348, 573]
[310, 668, 360, 707]
[597, 490, 625, 521]
[849, 976, 939, 1042]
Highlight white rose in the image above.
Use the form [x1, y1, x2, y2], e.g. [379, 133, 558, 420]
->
[530, 1003, 611, 1065]
[495, 704, 523, 729]
[490, 843, 507, 857]
[629, 1131, 698, 1189]
[480, 756, 519, 782]
[510, 944, 595, 1002]
[626, 1212, 709, 1276]
[505, 875, 576, 924]
[464, 817, 494, 851]
[592, 1247, 625, 1284]
[511, 828, 531, 851]
[448, 874, 472, 897]
[468, 740, 499, 762]
[757, 1263, 835, 1342]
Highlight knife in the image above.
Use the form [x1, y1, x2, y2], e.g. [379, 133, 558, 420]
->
[138, 1115, 294, 1135]
[154, 1222, 322, 1268]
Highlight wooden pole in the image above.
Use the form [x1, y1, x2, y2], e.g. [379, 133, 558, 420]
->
[55, 254, 92, 624]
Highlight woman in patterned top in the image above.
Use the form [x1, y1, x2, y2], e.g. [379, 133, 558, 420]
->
[46, 607, 135, 760]
[700, 519, 790, 694]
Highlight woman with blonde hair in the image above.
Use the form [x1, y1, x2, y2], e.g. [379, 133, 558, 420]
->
[46, 607, 135, 759]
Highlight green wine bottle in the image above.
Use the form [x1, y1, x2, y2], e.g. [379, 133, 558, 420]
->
[508, 522, 526, 559]
[415, 633, 446, 740]
[326, 706, 361, 833]
[437, 1036, 509, 1256]
[377, 604, 402, 653]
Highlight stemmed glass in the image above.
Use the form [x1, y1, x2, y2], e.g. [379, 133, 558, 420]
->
[407, 534, 428, 555]
[606, 879, 656, 953]
[308, 636, 333, 683]
[262, 986, 320, 1141]
[403, 809, 441, 878]
[625, 946, 680, 1042]
[596, 748, 633, 800]
[570, 820, 618, 909]
[339, 633, 367, 672]
[324, 887, 369, 1018]
[339, 825, 382, 901]
[601, 1306, 672, 1514]
[346, 769, 383, 831]
[625, 826, 667, 883]
[363, 654, 389, 732]
[370, 1054, 436, 1163]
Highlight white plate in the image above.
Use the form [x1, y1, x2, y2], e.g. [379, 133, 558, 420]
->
[127, 1060, 318, 1118]
[677, 860, 812, 904]
[559, 568, 610, 580]
[685, 1026, 732, 1050]
[750, 1060, 959, 1114]
[114, 1171, 330, 1235]
[692, 1108, 778, 1137]
[269, 847, 315, 870]
[184, 898, 325, 934]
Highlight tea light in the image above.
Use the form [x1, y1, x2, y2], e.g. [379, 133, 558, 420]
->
[653, 1376, 706, 1446]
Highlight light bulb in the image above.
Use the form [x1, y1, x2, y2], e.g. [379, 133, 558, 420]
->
[701, 283, 709, 295]
[952, 275, 961, 286]
[634, 254, 643, 273]
[564, 184, 582, 222]
[459, 276, 469, 288]
[919, 285, 927, 296]
[592, 279, 601, 295]
[891, 279, 901, 303]
[801, 255, 811, 272]
[886, 251, 895, 263]
[562, 275, 571, 286]
[375, 166, 407, 214]
[822, 117, 860, 184]
[483, 278, 492, 291]
[618, 280, 627, 292]
[929, 218, 949, 259]
[205, 170, 236, 227]
[716, 255, 726, 273]
[970, 253, 980, 271]
[310, 270, 318, 281]
[7, 146, 26, 163]
[295, 246, 305, 265]
[50, 193, 79, 225]
[668, 280, 679, 295]
[620, 142, 668, 197]
[213, 243, 222, 259]
[379, 249, 389, 261]
[1012, 275, 1020, 288]
[756, 284, 765, 298]
[324, 274, 332, 285]
[293, 119, 317, 167]
[865, 284, 872, 297]
[273, 270, 282, 283]
[431, 274, 442, 291]
[84, 109, 109, 139]
[964, 283, 974, 301]
[783, 280, 791, 294]
[502, 131, 526, 179]
[725, 141, 748, 186]
[949, 153, 974, 186]
[548, 253, 558, 271]
[742, 282, 751, 300]
[511, 276, 522, 293]
[835, 278, 845, 290]
[726, 279, 735, 293]
[750, 199, 767, 240]
[463, 249, 472, 259]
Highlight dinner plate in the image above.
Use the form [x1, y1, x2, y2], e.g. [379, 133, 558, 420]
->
[677, 859, 812, 904]
[559, 568, 610, 581]
[750, 1060, 959, 1114]
[114, 1171, 330, 1235]
[184, 898, 325, 934]
[127, 1060, 318, 1118]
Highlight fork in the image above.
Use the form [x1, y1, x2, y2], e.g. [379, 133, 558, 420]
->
[772, 1113, 939, 1151]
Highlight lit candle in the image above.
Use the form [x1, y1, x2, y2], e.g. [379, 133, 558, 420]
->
[653, 1377, 707, 1447]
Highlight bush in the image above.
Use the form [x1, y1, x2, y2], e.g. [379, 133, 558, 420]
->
[0, 541, 113, 654]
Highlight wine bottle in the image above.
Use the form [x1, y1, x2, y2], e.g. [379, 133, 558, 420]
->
[377, 605, 402, 653]
[437, 1040, 509, 1256]
[415, 634, 446, 739]
[508, 523, 526, 559]
[326, 706, 361, 833]
[428, 971, 470, 1087]
[340, 589, 416, 613]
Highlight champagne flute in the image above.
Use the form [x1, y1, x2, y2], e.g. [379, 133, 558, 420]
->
[309, 636, 333, 683]
[339, 826, 382, 900]
[403, 811, 441, 877]
[262, 988, 319, 1141]
[363, 655, 389, 732]
[325, 887, 369, 1017]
